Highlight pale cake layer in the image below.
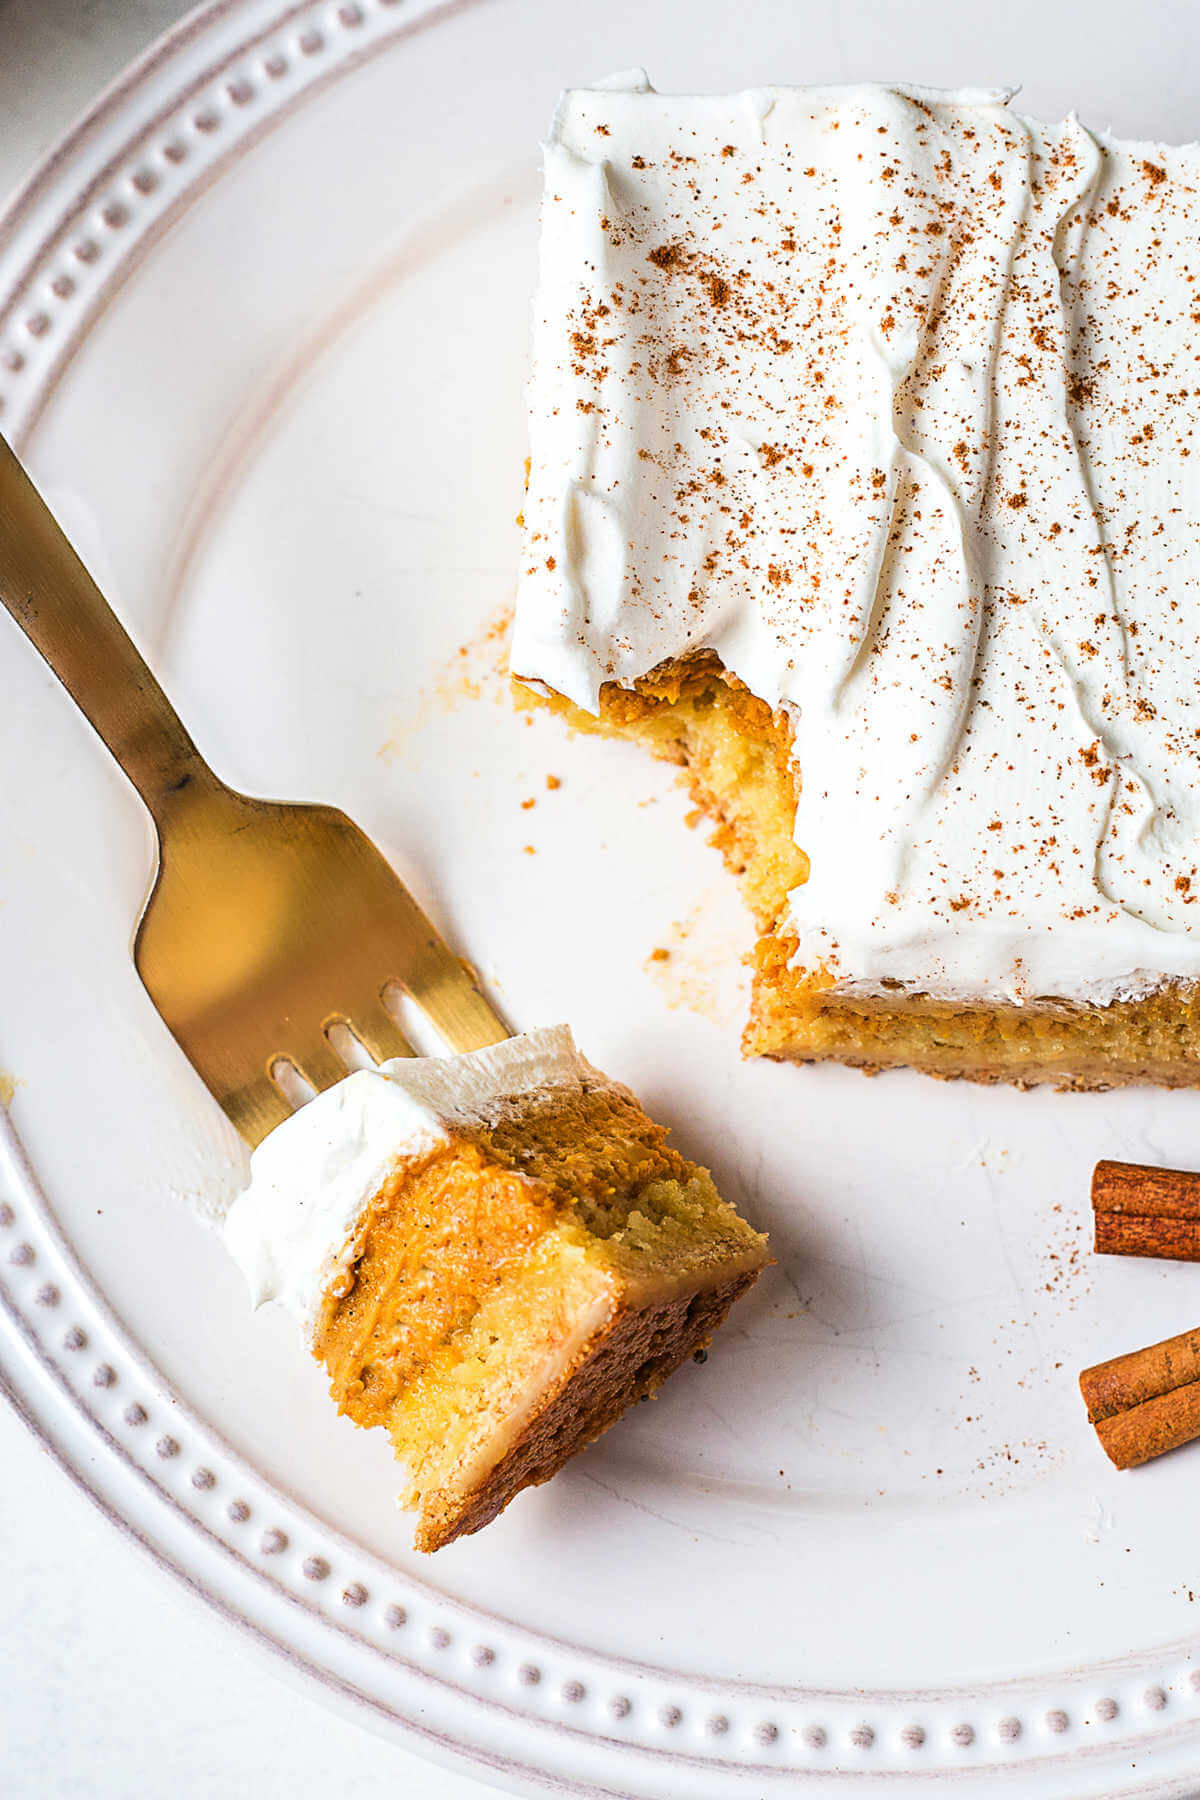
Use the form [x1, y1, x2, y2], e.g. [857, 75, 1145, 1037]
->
[392, 1183, 764, 1552]
[409, 1264, 762, 1552]
[312, 1073, 769, 1549]
[515, 660, 1200, 1090]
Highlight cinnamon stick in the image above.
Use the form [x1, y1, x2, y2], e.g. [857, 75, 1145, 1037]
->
[1080, 1326, 1200, 1468]
[1091, 1159, 1200, 1262]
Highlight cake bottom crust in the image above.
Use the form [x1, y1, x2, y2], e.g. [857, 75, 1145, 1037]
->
[514, 658, 1200, 1092]
[755, 1041, 1200, 1093]
[415, 1268, 759, 1552]
[747, 933, 1200, 1091]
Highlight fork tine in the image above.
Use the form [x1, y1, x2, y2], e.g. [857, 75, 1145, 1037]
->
[330, 1005, 416, 1066]
[386, 886, 508, 1052]
[231, 1078, 294, 1148]
[287, 1038, 352, 1096]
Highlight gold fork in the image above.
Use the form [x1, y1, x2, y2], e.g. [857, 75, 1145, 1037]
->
[0, 434, 509, 1147]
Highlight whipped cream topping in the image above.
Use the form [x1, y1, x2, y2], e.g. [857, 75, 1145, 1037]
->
[223, 1027, 596, 1334]
[513, 76, 1200, 1004]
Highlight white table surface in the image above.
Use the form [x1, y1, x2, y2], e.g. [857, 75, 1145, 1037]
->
[0, 5, 497, 1795]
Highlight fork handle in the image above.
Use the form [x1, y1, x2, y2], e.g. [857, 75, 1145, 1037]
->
[0, 433, 218, 823]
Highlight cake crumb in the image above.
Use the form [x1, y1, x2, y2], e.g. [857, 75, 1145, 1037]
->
[643, 896, 746, 1025]
[378, 604, 514, 761]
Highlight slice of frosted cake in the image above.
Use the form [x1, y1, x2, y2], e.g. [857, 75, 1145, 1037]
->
[512, 77, 1200, 1087]
[224, 1027, 768, 1550]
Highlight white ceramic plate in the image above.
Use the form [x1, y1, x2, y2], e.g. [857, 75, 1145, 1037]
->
[5, 2, 1200, 1793]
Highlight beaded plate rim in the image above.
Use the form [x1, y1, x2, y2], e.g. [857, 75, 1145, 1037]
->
[2, 1, 1200, 1790]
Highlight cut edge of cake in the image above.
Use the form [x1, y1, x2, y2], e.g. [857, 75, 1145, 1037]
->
[513, 660, 1200, 1091]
